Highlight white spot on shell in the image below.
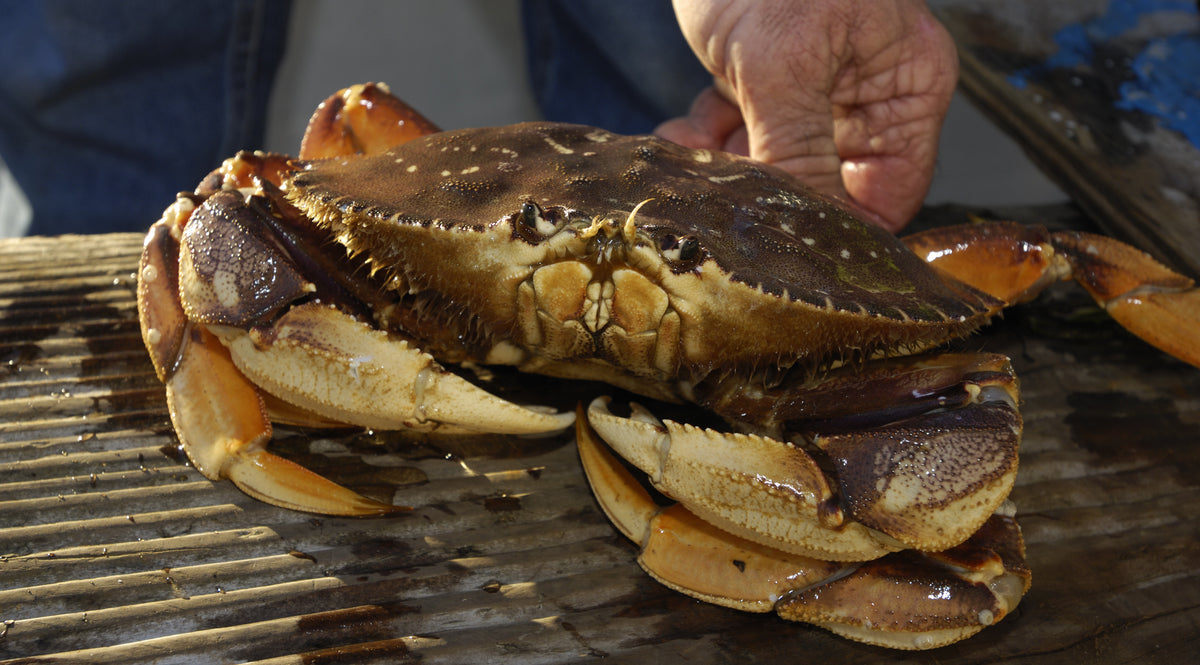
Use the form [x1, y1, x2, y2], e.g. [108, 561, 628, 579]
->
[585, 130, 611, 143]
[708, 173, 745, 183]
[406, 165, 417, 173]
[461, 166, 480, 174]
[542, 135, 575, 154]
[692, 149, 713, 163]
[213, 270, 240, 308]
[840, 249, 851, 259]
[140, 264, 159, 283]
[347, 355, 374, 381]
[145, 327, 162, 345]
[440, 170, 452, 177]
[802, 238, 816, 246]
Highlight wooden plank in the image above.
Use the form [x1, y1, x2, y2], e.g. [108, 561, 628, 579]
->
[937, 0, 1200, 277]
[0, 227, 1197, 663]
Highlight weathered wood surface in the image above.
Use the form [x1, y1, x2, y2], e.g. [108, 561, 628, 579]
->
[0, 225, 1197, 664]
[937, 0, 1200, 278]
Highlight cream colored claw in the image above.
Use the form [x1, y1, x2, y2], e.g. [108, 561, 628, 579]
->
[166, 325, 401, 515]
[576, 405, 851, 612]
[585, 397, 901, 561]
[215, 302, 576, 435]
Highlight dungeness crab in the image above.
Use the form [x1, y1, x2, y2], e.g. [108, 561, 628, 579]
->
[137, 83, 1200, 649]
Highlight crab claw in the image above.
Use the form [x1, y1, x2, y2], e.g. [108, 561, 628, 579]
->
[216, 302, 576, 436]
[776, 510, 1031, 650]
[576, 409, 1031, 650]
[577, 404, 851, 609]
[586, 389, 1020, 561]
[141, 191, 571, 516]
[167, 324, 403, 515]
[299, 82, 440, 160]
[141, 215, 401, 516]
[585, 397, 901, 561]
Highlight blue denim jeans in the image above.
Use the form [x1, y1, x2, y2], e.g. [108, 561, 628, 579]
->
[522, 0, 710, 135]
[0, 0, 291, 235]
[0, 0, 703, 236]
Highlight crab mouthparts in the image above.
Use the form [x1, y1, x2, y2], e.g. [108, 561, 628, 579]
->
[578, 198, 652, 246]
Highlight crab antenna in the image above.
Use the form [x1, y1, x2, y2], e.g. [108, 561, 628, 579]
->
[624, 198, 654, 244]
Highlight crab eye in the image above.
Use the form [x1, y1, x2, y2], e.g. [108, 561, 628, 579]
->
[514, 201, 559, 243]
[657, 233, 703, 269]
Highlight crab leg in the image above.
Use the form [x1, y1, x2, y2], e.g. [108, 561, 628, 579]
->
[167, 325, 406, 515]
[577, 411, 1030, 650]
[904, 220, 1200, 368]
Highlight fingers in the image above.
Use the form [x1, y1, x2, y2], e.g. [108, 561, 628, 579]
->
[654, 86, 747, 154]
[833, 11, 959, 230]
[655, 85, 848, 206]
[663, 0, 958, 232]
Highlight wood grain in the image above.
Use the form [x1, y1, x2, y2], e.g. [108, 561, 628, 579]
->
[0, 228, 1197, 664]
[937, 0, 1200, 277]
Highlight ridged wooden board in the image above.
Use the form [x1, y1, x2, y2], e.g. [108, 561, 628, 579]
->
[937, 0, 1200, 278]
[1, 227, 1198, 664]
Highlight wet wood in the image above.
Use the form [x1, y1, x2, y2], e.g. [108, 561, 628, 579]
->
[937, 0, 1200, 278]
[0, 226, 1198, 663]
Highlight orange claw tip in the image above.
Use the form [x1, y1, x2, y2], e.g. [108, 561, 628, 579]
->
[227, 449, 409, 517]
[299, 82, 441, 160]
[1105, 288, 1200, 370]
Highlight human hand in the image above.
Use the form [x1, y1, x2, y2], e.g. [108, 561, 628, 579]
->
[656, 0, 958, 232]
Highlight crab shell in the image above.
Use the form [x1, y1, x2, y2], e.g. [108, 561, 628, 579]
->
[284, 121, 999, 398]
[282, 122, 1037, 562]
